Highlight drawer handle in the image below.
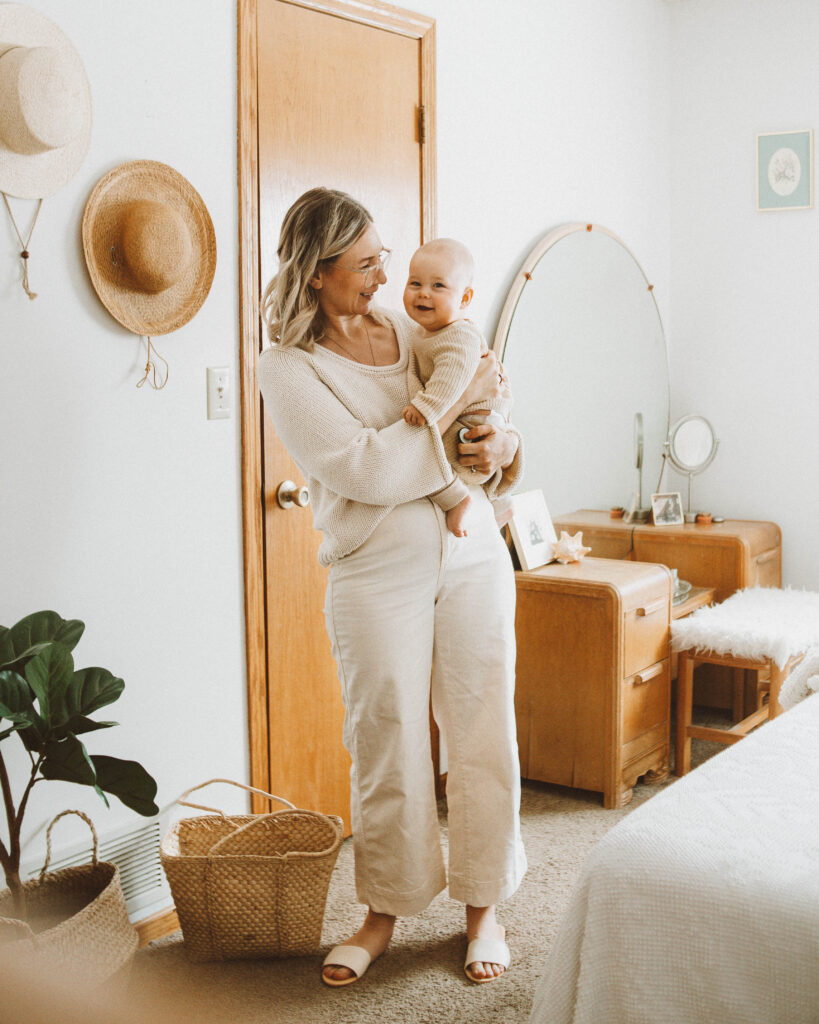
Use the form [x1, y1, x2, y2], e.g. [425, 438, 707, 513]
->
[633, 663, 665, 686]
[636, 598, 666, 617]
[756, 549, 779, 565]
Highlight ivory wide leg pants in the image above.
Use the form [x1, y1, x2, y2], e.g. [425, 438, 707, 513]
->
[324, 490, 527, 916]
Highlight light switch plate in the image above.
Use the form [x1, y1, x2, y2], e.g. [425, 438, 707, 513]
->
[207, 366, 230, 419]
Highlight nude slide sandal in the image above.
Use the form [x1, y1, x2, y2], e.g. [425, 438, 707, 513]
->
[321, 944, 373, 987]
[464, 926, 510, 984]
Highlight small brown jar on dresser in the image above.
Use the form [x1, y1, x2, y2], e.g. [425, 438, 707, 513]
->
[515, 556, 672, 809]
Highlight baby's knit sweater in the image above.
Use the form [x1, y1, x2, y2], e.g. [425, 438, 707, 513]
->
[258, 310, 522, 565]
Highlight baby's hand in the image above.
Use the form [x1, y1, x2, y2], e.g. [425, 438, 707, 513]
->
[403, 404, 427, 426]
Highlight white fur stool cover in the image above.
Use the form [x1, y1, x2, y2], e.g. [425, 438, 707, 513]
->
[671, 587, 819, 670]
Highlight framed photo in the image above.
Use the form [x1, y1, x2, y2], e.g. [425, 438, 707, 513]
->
[757, 129, 814, 211]
[508, 489, 557, 570]
[650, 491, 684, 527]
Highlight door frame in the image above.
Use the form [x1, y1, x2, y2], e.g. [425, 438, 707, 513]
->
[237, 0, 437, 810]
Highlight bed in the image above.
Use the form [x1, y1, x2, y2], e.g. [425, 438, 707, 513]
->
[529, 691, 819, 1024]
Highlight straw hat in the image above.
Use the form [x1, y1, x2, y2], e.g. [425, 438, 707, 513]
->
[82, 160, 217, 336]
[0, 3, 92, 198]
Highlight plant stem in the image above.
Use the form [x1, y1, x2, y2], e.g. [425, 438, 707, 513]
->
[0, 749, 26, 916]
[0, 748, 17, 855]
[0, 748, 42, 919]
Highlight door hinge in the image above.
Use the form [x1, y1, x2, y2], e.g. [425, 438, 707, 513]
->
[418, 105, 426, 145]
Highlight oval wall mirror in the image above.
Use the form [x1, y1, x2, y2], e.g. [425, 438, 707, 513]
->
[494, 223, 670, 518]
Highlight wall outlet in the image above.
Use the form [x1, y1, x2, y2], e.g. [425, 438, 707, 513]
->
[207, 366, 230, 419]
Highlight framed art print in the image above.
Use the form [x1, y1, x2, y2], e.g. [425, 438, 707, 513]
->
[650, 491, 684, 527]
[757, 130, 814, 211]
[508, 489, 558, 570]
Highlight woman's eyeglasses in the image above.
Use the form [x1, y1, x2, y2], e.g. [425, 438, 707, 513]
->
[334, 249, 391, 284]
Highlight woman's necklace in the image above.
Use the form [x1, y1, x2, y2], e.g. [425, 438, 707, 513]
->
[324, 318, 376, 365]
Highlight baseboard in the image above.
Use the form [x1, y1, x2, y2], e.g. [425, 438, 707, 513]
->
[134, 906, 180, 947]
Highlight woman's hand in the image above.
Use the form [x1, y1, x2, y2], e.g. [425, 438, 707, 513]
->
[458, 422, 518, 475]
[462, 350, 505, 408]
[435, 351, 510, 437]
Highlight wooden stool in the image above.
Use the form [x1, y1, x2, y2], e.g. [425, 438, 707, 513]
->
[671, 587, 819, 776]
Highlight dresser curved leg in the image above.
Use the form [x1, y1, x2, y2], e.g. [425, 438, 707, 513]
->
[642, 764, 670, 785]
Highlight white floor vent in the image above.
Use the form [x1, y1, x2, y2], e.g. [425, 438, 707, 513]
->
[22, 812, 173, 922]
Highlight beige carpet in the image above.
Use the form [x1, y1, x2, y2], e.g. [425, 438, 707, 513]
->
[135, 730, 721, 1024]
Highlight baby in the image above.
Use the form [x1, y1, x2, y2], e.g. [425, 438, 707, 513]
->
[402, 238, 512, 537]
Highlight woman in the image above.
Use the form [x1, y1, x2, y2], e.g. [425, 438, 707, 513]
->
[258, 188, 526, 986]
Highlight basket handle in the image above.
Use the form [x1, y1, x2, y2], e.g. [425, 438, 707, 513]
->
[0, 916, 38, 948]
[174, 778, 296, 817]
[208, 807, 343, 858]
[39, 810, 98, 881]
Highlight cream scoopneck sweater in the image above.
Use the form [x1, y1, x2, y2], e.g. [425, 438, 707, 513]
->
[257, 310, 521, 565]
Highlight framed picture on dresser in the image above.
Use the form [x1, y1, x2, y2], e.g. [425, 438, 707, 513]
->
[508, 489, 558, 570]
[651, 491, 684, 527]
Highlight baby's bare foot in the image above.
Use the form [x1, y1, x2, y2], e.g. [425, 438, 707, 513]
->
[446, 495, 471, 537]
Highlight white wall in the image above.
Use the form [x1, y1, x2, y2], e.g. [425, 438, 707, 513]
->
[1, 0, 248, 856]
[418, 0, 673, 336]
[668, 0, 819, 587]
[1, 0, 674, 857]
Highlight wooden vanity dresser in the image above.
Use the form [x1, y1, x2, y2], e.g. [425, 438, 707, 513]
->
[512, 513, 782, 807]
[515, 557, 672, 808]
[553, 511, 782, 709]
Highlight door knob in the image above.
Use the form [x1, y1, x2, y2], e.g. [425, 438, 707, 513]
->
[276, 480, 310, 509]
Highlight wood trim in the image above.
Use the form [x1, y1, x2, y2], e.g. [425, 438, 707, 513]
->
[238, 0, 270, 809]
[420, 21, 437, 242]
[238, 0, 437, 814]
[135, 907, 179, 948]
[280, 0, 434, 36]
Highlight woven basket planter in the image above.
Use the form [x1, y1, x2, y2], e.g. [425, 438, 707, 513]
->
[0, 811, 138, 989]
[161, 779, 344, 962]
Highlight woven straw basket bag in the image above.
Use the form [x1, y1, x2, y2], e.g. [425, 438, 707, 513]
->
[160, 779, 344, 962]
[0, 810, 138, 989]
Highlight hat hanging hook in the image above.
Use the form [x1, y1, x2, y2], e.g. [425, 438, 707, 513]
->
[136, 336, 169, 391]
[2, 192, 43, 300]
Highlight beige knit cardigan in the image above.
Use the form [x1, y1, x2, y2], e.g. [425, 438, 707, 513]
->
[257, 310, 522, 566]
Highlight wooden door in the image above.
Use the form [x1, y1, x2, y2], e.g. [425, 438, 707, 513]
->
[239, 0, 436, 827]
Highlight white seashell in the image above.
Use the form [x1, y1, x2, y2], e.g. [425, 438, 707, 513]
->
[552, 530, 591, 564]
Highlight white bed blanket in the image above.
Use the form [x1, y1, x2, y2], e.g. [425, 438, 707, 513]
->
[529, 693, 819, 1024]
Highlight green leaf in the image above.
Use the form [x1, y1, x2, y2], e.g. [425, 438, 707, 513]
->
[0, 670, 36, 724]
[65, 667, 124, 718]
[17, 713, 47, 752]
[40, 735, 108, 806]
[0, 612, 84, 671]
[64, 716, 118, 736]
[25, 644, 74, 727]
[91, 755, 159, 816]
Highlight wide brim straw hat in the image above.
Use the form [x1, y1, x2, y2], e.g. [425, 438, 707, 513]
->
[82, 160, 217, 336]
[0, 3, 92, 198]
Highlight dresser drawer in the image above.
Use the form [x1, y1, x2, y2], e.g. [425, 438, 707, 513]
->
[623, 597, 668, 677]
[622, 660, 669, 744]
[622, 721, 667, 768]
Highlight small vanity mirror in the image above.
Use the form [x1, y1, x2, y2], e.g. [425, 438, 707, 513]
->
[494, 223, 670, 517]
[666, 414, 719, 520]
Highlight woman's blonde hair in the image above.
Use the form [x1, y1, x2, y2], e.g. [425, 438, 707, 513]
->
[261, 187, 375, 350]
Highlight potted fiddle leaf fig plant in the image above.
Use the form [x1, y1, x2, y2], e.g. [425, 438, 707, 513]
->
[0, 610, 158, 918]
